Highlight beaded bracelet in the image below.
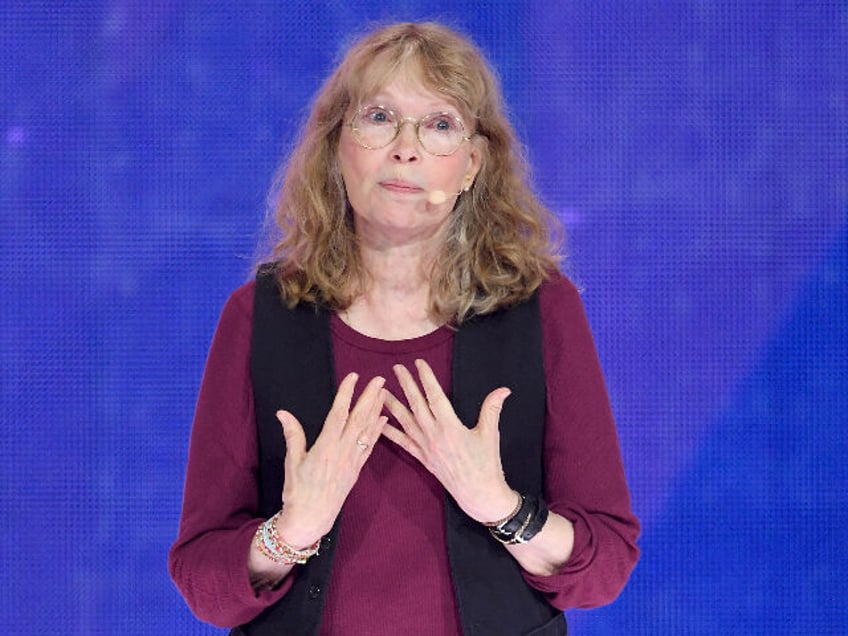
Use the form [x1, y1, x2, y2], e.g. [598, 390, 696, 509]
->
[482, 492, 523, 528]
[254, 510, 321, 565]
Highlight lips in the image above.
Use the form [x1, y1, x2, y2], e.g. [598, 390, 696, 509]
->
[379, 178, 424, 194]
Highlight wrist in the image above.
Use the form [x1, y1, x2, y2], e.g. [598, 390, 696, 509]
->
[481, 490, 522, 527]
[486, 493, 549, 545]
[255, 509, 322, 565]
[273, 503, 328, 549]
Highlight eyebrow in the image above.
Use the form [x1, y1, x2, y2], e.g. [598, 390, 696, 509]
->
[366, 105, 466, 129]
[365, 95, 462, 118]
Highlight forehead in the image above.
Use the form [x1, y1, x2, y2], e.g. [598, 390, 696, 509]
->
[366, 79, 461, 114]
[349, 53, 469, 115]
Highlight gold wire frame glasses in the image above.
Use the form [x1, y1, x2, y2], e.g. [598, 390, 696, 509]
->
[348, 105, 472, 156]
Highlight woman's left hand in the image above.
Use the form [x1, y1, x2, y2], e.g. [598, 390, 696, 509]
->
[382, 359, 519, 524]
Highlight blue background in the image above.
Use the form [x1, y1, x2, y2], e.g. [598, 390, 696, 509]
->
[1, 1, 846, 633]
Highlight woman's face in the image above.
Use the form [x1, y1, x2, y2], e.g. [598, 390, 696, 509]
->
[337, 77, 482, 246]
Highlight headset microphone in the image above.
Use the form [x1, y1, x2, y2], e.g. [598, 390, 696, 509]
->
[426, 189, 463, 205]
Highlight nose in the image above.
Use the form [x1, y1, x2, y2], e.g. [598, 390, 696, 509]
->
[391, 119, 420, 163]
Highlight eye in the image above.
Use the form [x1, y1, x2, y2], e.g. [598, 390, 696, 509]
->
[362, 106, 394, 126]
[423, 113, 461, 134]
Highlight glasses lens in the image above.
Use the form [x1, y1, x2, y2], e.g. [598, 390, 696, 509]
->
[352, 106, 397, 149]
[350, 106, 467, 155]
[418, 113, 465, 156]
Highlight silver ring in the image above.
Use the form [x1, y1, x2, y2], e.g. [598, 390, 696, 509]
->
[355, 439, 369, 451]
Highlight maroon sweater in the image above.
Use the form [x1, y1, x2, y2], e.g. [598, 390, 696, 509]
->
[169, 272, 640, 633]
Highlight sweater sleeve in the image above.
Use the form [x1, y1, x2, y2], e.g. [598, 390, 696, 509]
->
[521, 272, 640, 609]
[168, 282, 294, 628]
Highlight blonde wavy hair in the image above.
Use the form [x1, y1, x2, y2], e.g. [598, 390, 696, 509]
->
[263, 21, 562, 324]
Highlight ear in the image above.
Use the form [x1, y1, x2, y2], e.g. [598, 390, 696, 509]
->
[463, 136, 486, 189]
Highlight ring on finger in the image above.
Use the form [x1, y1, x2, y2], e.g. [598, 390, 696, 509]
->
[355, 438, 369, 451]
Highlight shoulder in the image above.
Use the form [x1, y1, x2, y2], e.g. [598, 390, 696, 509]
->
[538, 269, 583, 314]
[230, 279, 257, 303]
[536, 269, 597, 354]
[214, 280, 257, 335]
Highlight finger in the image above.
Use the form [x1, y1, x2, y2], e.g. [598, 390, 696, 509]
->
[326, 372, 359, 432]
[347, 377, 387, 446]
[383, 389, 421, 436]
[364, 414, 389, 453]
[339, 376, 388, 467]
[361, 389, 390, 441]
[392, 363, 433, 423]
[381, 423, 425, 464]
[277, 410, 306, 464]
[350, 414, 389, 458]
[476, 387, 511, 433]
[363, 376, 387, 418]
[413, 358, 454, 419]
[375, 413, 389, 435]
[345, 375, 386, 429]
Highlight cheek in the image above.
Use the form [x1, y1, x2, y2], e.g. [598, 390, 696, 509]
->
[338, 143, 376, 189]
[437, 157, 471, 188]
[337, 142, 356, 181]
[337, 148, 373, 213]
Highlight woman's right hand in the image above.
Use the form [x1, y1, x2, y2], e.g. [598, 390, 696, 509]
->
[272, 372, 387, 549]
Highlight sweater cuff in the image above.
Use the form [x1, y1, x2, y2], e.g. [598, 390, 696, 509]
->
[179, 520, 296, 628]
[520, 504, 593, 592]
[231, 520, 296, 606]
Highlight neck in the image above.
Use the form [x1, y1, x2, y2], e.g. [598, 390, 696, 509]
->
[342, 238, 443, 340]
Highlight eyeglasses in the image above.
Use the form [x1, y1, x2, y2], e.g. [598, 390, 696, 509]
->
[348, 105, 472, 156]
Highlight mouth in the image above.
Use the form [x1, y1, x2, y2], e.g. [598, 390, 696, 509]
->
[379, 178, 425, 195]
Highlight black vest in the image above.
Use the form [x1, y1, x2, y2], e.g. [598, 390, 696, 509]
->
[235, 271, 567, 635]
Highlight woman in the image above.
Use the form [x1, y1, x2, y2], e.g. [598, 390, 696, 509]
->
[170, 22, 639, 636]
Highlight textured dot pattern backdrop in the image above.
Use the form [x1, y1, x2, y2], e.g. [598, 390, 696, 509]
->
[1, 2, 845, 633]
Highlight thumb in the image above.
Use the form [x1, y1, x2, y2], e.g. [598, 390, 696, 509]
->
[276, 410, 306, 464]
[477, 387, 511, 433]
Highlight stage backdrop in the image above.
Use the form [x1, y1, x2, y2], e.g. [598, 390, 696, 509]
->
[1, 2, 845, 634]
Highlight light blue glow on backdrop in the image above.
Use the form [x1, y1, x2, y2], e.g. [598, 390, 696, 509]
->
[1, 2, 846, 634]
